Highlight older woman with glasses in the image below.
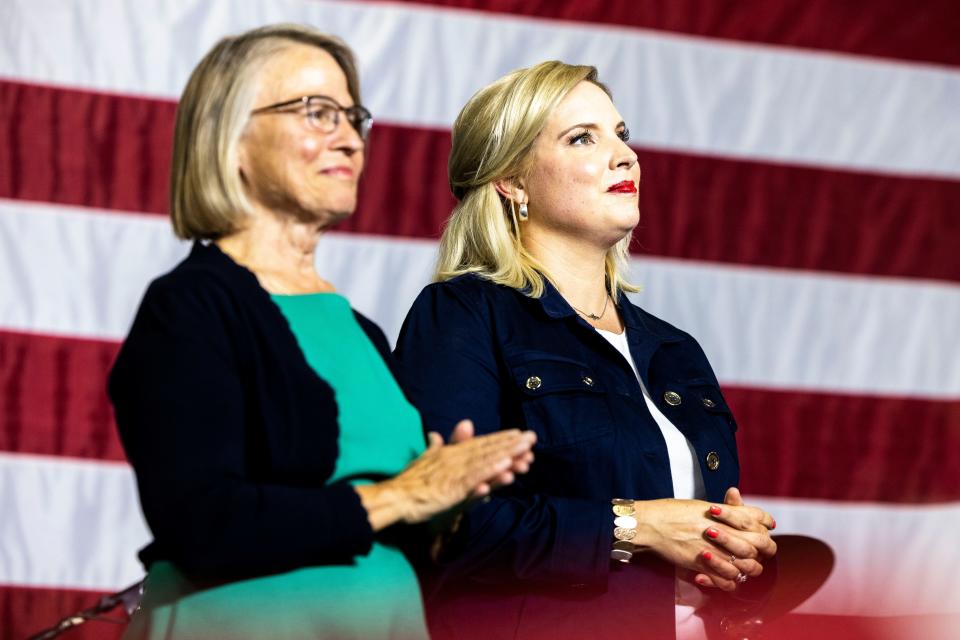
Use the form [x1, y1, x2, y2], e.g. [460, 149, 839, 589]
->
[109, 24, 535, 640]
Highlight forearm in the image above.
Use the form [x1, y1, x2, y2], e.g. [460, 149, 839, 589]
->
[142, 476, 374, 577]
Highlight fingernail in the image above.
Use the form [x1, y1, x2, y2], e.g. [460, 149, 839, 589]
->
[709, 505, 722, 516]
[702, 550, 713, 561]
[696, 576, 707, 586]
[706, 528, 720, 539]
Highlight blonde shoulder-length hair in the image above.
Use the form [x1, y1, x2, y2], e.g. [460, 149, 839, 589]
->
[436, 60, 639, 300]
[169, 24, 361, 240]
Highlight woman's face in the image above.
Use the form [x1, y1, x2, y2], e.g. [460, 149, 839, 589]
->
[238, 44, 364, 227]
[521, 81, 640, 250]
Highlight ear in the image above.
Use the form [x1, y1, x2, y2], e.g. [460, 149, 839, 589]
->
[493, 178, 527, 205]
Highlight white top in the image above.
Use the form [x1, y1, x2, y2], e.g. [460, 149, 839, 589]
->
[595, 327, 705, 500]
[595, 327, 708, 640]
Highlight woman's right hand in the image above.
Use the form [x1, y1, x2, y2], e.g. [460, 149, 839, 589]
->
[355, 421, 536, 531]
[632, 496, 777, 591]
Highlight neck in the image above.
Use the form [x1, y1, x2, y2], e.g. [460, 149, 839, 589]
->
[216, 206, 334, 294]
[522, 229, 609, 313]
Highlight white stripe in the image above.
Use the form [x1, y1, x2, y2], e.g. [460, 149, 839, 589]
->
[1, 199, 958, 399]
[0, 453, 149, 591]
[751, 496, 960, 616]
[1, 452, 957, 616]
[1, 0, 958, 177]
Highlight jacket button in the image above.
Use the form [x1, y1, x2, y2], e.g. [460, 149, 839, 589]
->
[582, 376, 594, 387]
[706, 451, 720, 471]
[525, 376, 542, 390]
[664, 391, 682, 406]
[702, 397, 716, 408]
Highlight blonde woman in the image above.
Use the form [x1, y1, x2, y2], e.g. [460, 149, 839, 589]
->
[109, 25, 535, 639]
[395, 62, 777, 639]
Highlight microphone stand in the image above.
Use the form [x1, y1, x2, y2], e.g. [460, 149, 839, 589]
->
[27, 579, 144, 640]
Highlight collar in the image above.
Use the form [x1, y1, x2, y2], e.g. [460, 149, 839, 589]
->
[534, 276, 687, 344]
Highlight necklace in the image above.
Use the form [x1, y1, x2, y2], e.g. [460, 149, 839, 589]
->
[570, 294, 610, 321]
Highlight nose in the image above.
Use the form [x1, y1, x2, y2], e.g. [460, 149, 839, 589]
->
[329, 114, 365, 156]
[611, 138, 638, 171]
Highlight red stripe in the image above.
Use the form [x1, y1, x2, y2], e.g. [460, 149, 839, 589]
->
[0, 331, 125, 462]
[3, 81, 958, 281]
[0, 584, 125, 640]
[729, 386, 960, 504]
[3, 330, 958, 503]
[0, 81, 176, 216]
[390, 0, 960, 68]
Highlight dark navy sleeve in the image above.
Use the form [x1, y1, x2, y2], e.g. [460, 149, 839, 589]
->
[109, 274, 374, 578]
[395, 281, 612, 589]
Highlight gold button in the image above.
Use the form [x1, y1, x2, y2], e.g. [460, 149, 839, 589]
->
[664, 391, 682, 406]
[702, 397, 716, 408]
[706, 451, 720, 471]
[525, 375, 542, 390]
[582, 376, 594, 387]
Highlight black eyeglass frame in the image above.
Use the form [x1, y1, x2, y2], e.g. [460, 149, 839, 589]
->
[250, 95, 373, 140]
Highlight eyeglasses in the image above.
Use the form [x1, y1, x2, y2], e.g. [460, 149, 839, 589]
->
[250, 95, 373, 140]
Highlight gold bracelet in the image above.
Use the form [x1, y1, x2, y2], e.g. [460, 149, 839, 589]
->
[610, 499, 637, 563]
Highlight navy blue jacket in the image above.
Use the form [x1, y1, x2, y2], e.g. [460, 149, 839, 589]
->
[395, 274, 742, 639]
[109, 242, 402, 580]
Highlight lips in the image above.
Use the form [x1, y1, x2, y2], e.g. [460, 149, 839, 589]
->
[607, 180, 637, 194]
[320, 166, 355, 178]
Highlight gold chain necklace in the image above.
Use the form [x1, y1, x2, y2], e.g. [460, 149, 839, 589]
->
[570, 295, 610, 321]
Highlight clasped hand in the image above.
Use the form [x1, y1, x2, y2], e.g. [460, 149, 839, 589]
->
[634, 487, 777, 592]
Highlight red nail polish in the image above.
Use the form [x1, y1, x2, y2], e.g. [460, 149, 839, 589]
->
[706, 528, 720, 539]
[696, 577, 707, 586]
[771, 519, 777, 530]
[702, 550, 713, 561]
[709, 505, 722, 516]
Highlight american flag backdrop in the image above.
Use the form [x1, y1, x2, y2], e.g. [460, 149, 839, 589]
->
[1, 1, 958, 638]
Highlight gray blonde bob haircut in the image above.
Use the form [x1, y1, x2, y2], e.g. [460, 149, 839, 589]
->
[169, 24, 361, 240]
[436, 60, 639, 300]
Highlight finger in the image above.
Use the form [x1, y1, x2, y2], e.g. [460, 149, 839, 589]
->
[470, 482, 491, 498]
[704, 527, 759, 560]
[693, 573, 734, 591]
[426, 432, 444, 450]
[723, 489, 777, 531]
[733, 557, 764, 578]
[753, 533, 778, 558]
[724, 486, 744, 506]
[737, 501, 777, 531]
[510, 459, 530, 474]
[450, 419, 475, 444]
[692, 573, 718, 589]
[700, 549, 740, 583]
[707, 504, 771, 533]
[462, 430, 534, 461]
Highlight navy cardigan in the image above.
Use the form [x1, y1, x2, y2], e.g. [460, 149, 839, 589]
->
[395, 274, 751, 639]
[109, 242, 405, 579]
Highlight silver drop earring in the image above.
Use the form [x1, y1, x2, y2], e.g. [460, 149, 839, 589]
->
[518, 203, 529, 221]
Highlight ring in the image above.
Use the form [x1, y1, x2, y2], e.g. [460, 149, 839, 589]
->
[735, 572, 748, 584]
[730, 555, 737, 563]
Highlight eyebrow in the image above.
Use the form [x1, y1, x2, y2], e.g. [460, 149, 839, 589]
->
[556, 121, 627, 139]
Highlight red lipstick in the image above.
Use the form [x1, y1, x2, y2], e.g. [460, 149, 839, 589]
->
[607, 180, 637, 194]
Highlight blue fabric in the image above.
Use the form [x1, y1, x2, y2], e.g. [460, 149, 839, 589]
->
[394, 274, 742, 639]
